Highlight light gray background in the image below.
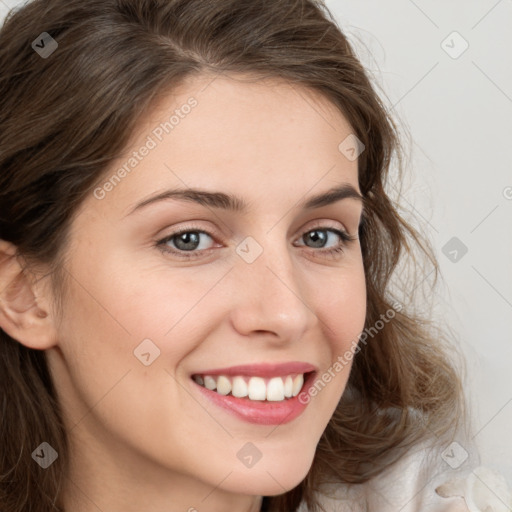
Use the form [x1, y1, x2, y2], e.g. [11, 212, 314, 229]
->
[1, 0, 511, 484]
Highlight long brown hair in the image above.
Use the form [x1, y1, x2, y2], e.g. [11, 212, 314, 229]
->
[0, 1, 466, 511]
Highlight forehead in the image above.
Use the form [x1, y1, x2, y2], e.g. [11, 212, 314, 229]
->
[141, 72, 355, 154]
[85, 73, 360, 219]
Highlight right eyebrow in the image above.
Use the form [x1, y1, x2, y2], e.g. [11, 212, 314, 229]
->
[126, 183, 363, 217]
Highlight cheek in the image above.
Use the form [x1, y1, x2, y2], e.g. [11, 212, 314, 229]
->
[53, 251, 234, 425]
[315, 260, 367, 350]
[311, 261, 366, 397]
[62, 244, 225, 349]
[52, 260, 219, 476]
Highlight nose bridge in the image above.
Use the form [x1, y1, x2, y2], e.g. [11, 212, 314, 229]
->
[229, 232, 318, 339]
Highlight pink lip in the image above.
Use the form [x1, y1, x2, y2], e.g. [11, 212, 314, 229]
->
[191, 361, 317, 378]
[191, 369, 317, 426]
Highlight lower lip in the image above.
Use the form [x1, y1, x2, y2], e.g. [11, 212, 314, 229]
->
[192, 372, 316, 425]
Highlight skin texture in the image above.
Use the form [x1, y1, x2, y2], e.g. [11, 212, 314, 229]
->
[0, 74, 367, 512]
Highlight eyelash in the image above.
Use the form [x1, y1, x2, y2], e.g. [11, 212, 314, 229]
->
[156, 222, 358, 261]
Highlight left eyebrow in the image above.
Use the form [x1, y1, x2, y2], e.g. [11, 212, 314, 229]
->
[126, 183, 363, 217]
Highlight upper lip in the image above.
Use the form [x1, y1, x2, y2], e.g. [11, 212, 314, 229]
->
[192, 362, 317, 378]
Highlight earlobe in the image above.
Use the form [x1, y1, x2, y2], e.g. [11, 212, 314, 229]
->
[0, 240, 58, 350]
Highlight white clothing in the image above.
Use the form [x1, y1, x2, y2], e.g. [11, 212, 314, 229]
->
[297, 442, 512, 511]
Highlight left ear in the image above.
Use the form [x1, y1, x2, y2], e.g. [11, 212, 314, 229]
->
[0, 240, 59, 350]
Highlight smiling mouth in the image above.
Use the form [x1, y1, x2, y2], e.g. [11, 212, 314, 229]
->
[191, 372, 314, 402]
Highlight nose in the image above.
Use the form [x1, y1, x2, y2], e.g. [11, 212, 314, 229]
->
[228, 237, 319, 343]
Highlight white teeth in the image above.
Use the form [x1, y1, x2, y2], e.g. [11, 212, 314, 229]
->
[248, 377, 267, 400]
[284, 376, 293, 398]
[203, 376, 217, 390]
[194, 373, 308, 402]
[216, 375, 231, 395]
[266, 377, 285, 401]
[232, 376, 248, 398]
[292, 374, 304, 397]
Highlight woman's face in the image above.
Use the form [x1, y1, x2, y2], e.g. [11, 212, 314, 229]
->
[46, 73, 366, 510]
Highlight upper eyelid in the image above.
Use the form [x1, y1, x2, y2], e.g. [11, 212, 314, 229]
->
[159, 219, 352, 241]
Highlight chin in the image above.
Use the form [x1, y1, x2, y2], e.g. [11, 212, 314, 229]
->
[222, 452, 315, 497]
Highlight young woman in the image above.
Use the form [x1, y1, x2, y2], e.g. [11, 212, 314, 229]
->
[0, 0, 509, 511]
